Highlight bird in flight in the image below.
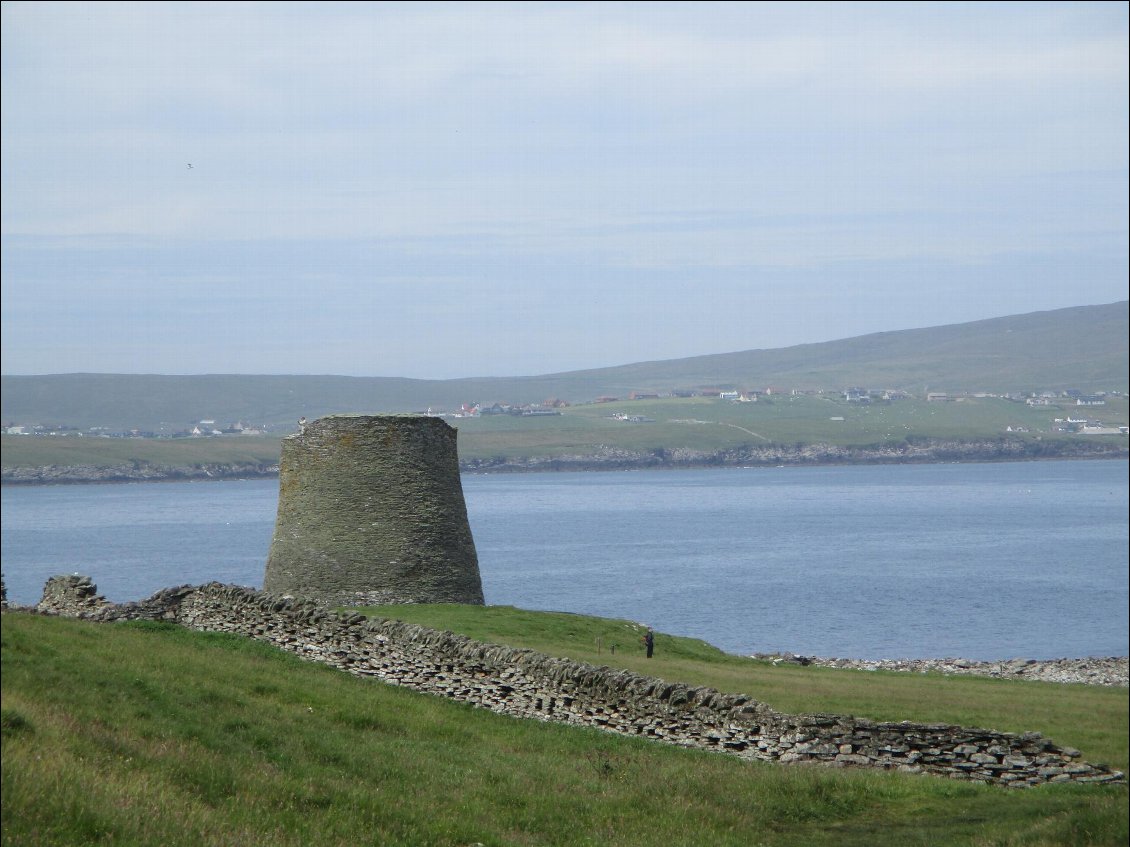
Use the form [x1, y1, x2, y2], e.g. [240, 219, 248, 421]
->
[187, 163, 193, 169]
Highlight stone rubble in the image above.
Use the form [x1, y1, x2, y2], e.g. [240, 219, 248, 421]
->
[753, 653, 1128, 688]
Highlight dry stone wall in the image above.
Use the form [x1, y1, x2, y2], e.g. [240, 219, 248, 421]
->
[24, 575, 1126, 789]
[263, 415, 484, 607]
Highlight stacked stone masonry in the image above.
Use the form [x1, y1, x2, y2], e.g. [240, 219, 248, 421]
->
[263, 415, 484, 607]
[24, 575, 1127, 789]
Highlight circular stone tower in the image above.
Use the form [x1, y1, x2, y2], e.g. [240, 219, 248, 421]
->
[263, 415, 484, 606]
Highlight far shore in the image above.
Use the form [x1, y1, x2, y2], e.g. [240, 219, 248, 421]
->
[757, 652, 1128, 687]
[3, 438, 1127, 486]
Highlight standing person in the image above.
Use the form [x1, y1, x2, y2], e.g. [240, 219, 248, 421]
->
[643, 628, 654, 659]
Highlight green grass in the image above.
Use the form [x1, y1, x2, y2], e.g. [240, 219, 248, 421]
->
[451, 394, 1128, 459]
[5, 610, 1125, 846]
[0, 433, 282, 469]
[357, 604, 1129, 773]
[5, 396, 1124, 470]
[454, 395, 1128, 454]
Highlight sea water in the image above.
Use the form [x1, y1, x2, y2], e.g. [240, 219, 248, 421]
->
[2, 460, 1126, 660]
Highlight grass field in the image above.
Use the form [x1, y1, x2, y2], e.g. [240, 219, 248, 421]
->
[454, 394, 1129, 457]
[0, 433, 283, 468]
[357, 604, 1129, 774]
[3, 609, 1126, 846]
[3, 395, 1126, 469]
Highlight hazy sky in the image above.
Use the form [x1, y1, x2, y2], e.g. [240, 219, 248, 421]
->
[2, 2, 1127, 378]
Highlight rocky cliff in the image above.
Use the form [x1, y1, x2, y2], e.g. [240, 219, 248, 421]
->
[3, 437, 1125, 485]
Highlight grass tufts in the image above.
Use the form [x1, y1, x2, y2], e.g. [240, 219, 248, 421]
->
[2, 610, 1126, 846]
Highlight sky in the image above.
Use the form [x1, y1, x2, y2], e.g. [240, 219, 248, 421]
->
[1, 1, 1127, 379]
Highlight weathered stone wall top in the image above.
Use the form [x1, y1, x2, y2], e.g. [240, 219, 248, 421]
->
[263, 414, 484, 606]
[22, 576, 1126, 789]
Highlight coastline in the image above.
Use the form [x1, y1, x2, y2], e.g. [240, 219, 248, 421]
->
[754, 653, 1129, 688]
[3, 436, 1126, 485]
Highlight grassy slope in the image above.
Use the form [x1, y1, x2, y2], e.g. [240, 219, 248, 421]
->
[3, 395, 1126, 469]
[454, 394, 1130, 458]
[2, 612, 1127, 847]
[356, 604, 1129, 774]
[0, 433, 283, 468]
[3, 302, 1126, 432]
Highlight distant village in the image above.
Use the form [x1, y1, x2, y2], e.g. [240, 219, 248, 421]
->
[3, 419, 271, 439]
[3, 386, 1126, 439]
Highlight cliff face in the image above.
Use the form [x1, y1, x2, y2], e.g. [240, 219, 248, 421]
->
[2, 437, 1125, 484]
[262, 415, 484, 607]
[0, 461, 279, 485]
[460, 437, 1129, 473]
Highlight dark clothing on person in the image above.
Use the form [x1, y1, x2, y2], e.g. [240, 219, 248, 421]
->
[644, 629, 654, 658]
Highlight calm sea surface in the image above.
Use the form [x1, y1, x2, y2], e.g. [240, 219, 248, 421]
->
[2, 460, 1127, 660]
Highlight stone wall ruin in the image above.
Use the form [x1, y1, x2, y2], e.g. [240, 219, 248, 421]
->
[20, 575, 1126, 789]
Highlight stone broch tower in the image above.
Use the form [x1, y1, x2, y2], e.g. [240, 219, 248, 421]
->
[263, 415, 485, 606]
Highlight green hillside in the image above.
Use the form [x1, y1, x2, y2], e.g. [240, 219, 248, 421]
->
[2, 393, 1127, 473]
[618, 301, 1129, 395]
[451, 394, 1129, 457]
[3, 610, 1127, 846]
[2, 302, 1126, 432]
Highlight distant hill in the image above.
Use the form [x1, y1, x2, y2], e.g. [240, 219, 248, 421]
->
[2, 301, 1126, 432]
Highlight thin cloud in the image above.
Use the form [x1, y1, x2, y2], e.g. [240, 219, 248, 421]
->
[1, 2, 1126, 377]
